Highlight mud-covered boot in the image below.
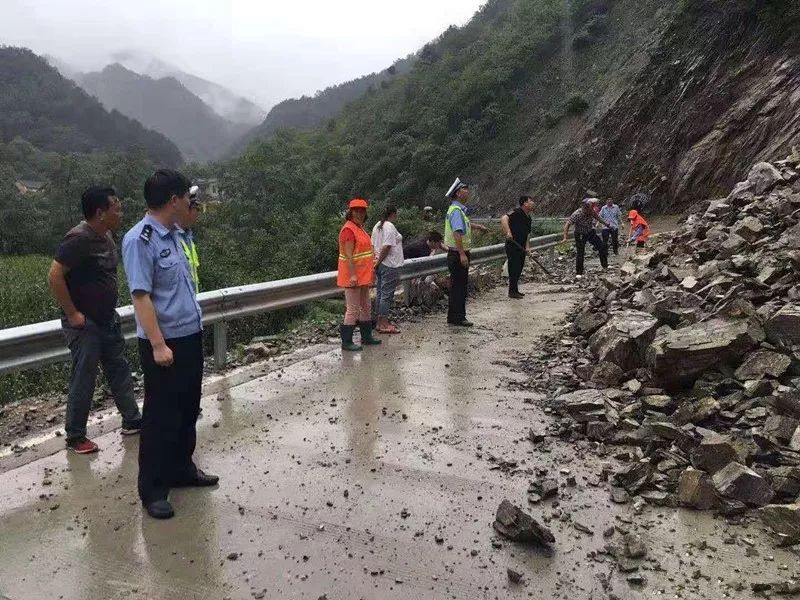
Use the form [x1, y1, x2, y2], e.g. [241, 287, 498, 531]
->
[340, 324, 362, 352]
[358, 321, 382, 345]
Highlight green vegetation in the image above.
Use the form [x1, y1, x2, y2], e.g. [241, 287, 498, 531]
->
[0, 255, 58, 328]
[0, 141, 156, 254]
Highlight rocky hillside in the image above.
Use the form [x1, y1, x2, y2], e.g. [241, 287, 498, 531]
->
[515, 154, 800, 531]
[80, 63, 247, 162]
[484, 0, 800, 214]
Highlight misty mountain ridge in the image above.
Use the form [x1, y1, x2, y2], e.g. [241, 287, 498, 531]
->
[79, 63, 248, 162]
[231, 53, 417, 155]
[0, 46, 182, 166]
[110, 50, 267, 126]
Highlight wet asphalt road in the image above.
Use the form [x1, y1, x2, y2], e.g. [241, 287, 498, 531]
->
[0, 280, 797, 600]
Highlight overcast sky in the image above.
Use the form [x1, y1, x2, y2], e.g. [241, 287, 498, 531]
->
[1, 0, 486, 109]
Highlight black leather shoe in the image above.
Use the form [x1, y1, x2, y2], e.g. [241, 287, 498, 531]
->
[509, 292, 525, 299]
[175, 469, 219, 487]
[449, 320, 473, 327]
[144, 499, 174, 519]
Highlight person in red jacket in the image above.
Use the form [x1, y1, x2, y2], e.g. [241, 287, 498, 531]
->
[627, 209, 651, 251]
[337, 198, 382, 352]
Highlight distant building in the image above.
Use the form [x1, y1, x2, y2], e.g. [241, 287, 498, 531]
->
[15, 180, 47, 194]
[195, 178, 221, 200]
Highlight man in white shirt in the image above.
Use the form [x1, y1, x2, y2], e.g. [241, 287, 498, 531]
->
[371, 206, 404, 334]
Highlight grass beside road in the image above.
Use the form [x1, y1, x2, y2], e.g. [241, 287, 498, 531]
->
[0, 255, 59, 329]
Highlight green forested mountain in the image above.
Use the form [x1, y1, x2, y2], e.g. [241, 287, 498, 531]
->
[80, 63, 247, 162]
[0, 47, 182, 166]
[205, 0, 800, 284]
[222, 0, 800, 219]
[230, 55, 416, 155]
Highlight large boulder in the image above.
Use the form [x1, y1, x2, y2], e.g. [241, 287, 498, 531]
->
[718, 233, 748, 259]
[647, 319, 765, 389]
[759, 504, 800, 545]
[690, 435, 739, 474]
[572, 311, 609, 336]
[731, 216, 765, 243]
[677, 467, 716, 510]
[589, 311, 659, 372]
[734, 350, 792, 380]
[746, 162, 783, 195]
[767, 467, 800, 497]
[765, 304, 800, 347]
[712, 462, 774, 507]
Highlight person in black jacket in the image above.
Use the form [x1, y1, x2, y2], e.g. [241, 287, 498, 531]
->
[500, 196, 535, 298]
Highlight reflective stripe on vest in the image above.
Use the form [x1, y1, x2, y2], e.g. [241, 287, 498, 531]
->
[180, 238, 200, 293]
[337, 221, 375, 288]
[444, 204, 472, 250]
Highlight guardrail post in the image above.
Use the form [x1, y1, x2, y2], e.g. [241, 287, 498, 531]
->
[213, 321, 228, 369]
[403, 280, 413, 306]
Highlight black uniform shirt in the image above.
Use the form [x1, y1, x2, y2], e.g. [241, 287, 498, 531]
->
[507, 208, 532, 247]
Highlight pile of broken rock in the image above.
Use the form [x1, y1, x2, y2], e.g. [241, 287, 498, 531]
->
[546, 159, 800, 544]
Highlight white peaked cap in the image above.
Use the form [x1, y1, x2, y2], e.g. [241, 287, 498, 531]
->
[446, 177, 467, 199]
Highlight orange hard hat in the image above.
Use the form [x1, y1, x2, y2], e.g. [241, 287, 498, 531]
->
[348, 198, 368, 210]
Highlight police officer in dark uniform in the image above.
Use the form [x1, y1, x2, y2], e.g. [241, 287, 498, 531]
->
[122, 169, 218, 520]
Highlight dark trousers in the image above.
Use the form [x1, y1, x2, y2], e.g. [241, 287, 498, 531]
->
[137, 332, 203, 504]
[574, 231, 608, 275]
[601, 228, 619, 255]
[447, 250, 470, 323]
[505, 242, 526, 294]
[62, 315, 141, 441]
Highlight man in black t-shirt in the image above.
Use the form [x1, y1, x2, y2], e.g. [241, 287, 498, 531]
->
[501, 196, 534, 298]
[48, 186, 142, 454]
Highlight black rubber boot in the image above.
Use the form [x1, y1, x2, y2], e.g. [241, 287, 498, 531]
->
[340, 325, 362, 352]
[358, 321, 382, 345]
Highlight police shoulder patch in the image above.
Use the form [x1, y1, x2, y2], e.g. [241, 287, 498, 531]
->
[159, 248, 171, 258]
[139, 224, 153, 244]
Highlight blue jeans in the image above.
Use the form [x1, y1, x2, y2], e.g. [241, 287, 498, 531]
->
[375, 264, 400, 318]
[62, 314, 141, 441]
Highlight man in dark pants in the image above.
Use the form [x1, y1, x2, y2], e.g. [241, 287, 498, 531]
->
[501, 195, 535, 298]
[122, 169, 218, 520]
[562, 198, 612, 279]
[599, 198, 622, 256]
[443, 178, 487, 326]
[48, 186, 143, 454]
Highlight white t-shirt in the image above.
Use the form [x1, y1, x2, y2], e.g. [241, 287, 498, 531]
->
[371, 221, 404, 268]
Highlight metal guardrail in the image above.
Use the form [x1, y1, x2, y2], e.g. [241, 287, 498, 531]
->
[0, 234, 561, 375]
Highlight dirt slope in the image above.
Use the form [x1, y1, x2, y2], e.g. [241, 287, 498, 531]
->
[477, 0, 800, 214]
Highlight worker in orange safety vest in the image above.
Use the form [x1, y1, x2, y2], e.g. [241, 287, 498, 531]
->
[337, 198, 382, 352]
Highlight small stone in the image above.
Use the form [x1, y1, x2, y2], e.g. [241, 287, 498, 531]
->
[623, 533, 647, 559]
[507, 568, 523, 584]
[493, 500, 555, 545]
